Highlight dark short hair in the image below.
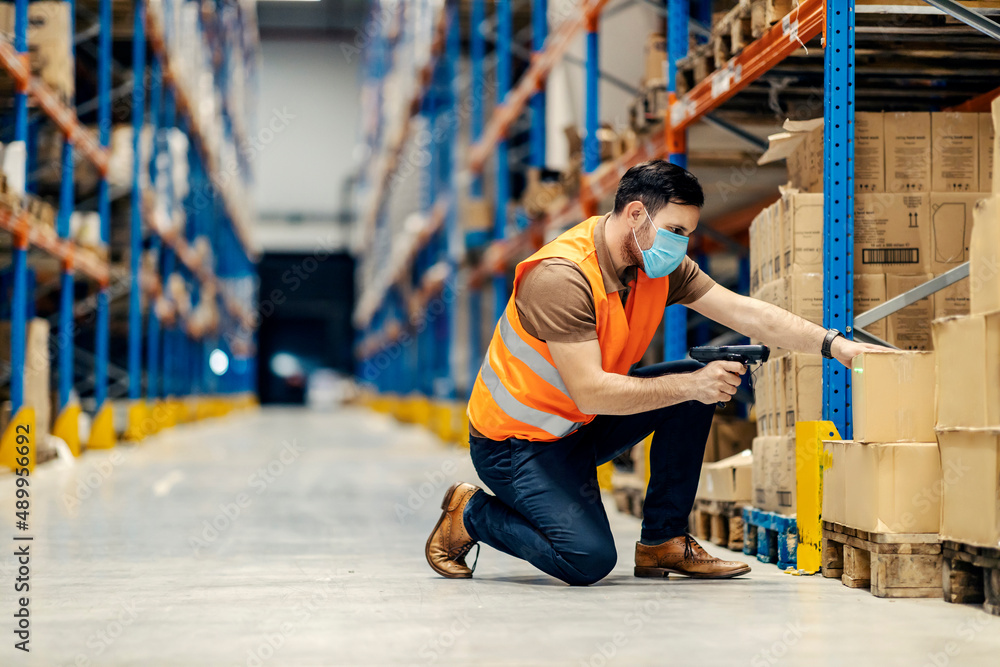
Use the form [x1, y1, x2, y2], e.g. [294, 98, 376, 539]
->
[613, 159, 704, 217]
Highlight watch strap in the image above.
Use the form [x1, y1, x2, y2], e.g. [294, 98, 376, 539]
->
[822, 329, 843, 359]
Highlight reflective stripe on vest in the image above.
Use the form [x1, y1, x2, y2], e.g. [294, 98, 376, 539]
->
[478, 354, 582, 440]
[496, 312, 572, 399]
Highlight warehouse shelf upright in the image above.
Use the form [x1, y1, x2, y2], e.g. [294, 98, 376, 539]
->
[0, 0, 260, 468]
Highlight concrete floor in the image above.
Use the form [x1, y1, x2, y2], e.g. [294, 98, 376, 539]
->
[2, 406, 1000, 666]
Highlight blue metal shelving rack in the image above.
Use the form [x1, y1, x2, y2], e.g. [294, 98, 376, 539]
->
[353, 0, 1000, 445]
[821, 1, 855, 437]
[0, 0, 260, 465]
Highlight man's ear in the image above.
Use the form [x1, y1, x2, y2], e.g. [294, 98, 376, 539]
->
[627, 201, 644, 227]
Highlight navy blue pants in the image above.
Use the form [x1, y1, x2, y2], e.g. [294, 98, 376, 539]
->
[463, 360, 716, 586]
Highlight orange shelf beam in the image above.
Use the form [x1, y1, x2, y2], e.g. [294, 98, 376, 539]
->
[668, 0, 824, 133]
[467, 0, 611, 174]
[0, 208, 110, 285]
[467, 135, 665, 287]
[0, 40, 110, 176]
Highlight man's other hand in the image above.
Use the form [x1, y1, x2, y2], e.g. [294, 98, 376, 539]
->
[688, 360, 745, 405]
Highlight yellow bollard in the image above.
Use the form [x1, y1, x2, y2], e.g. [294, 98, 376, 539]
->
[122, 401, 147, 442]
[452, 403, 470, 448]
[640, 433, 653, 491]
[0, 407, 36, 472]
[53, 403, 82, 455]
[432, 402, 453, 442]
[795, 420, 841, 574]
[88, 403, 116, 449]
[596, 461, 615, 491]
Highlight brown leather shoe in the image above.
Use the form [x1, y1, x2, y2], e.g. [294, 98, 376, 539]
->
[634, 534, 751, 579]
[425, 482, 481, 579]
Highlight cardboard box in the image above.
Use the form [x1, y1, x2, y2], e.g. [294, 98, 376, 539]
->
[759, 114, 884, 193]
[854, 273, 888, 340]
[751, 434, 795, 513]
[980, 112, 994, 194]
[886, 273, 934, 351]
[774, 275, 788, 312]
[930, 192, 983, 273]
[933, 312, 1000, 429]
[782, 191, 824, 274]
[767, 357, 782, 436]
[0, 2, 74, 104]
[461, 197, 492, 233]
[754, 360, 772, 436]
[971, 195, 1000, 315]
[785, 273, 823, 326]
[785, 123, 824, 194]
[760, 206, 774, 285]
[705, 415, 756, 463]
[851, 351, 936, 443]
[936, 428, 1000, 547]
[752, 436, 770, 506]
[841, 440, 941, 534]
[885, 112, 931, 193]
[856, 112, 886, 193]
[993, 98, 1000, 193]
[932, 113, 980, 192]
[782, 353, 822, 431]
[644, 33, 666, 85]
[933, 279, 970, 319]
[758, 119, 824, 194]
[822, 439, 847, 525]
[771, 433, 796, 514]
[700, 450, 753, 502]
[771, 198, 785, 281]
[854, 193, 930, 275]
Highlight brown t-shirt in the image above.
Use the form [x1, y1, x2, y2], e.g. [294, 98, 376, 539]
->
[515, 214, 716, 343]
[470, 215, 716, 440]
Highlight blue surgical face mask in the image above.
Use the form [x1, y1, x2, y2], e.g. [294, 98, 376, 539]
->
[632, 207, 689, 279]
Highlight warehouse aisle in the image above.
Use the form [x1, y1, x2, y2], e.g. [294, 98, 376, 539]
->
[2, 407, 1000, 666]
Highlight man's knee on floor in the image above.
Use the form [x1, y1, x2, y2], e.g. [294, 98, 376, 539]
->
[558, 539, 618, 586]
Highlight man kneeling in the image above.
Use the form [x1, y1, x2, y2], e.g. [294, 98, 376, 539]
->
[426, 160, 877, 585]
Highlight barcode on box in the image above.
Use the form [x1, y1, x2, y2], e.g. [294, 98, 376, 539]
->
[862, 248, 920, 265]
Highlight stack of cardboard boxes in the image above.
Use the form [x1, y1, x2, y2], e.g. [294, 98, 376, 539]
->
[747, 110, 994, 516]
[747, 189, 825, 514]
[823, 352, 942, 536]
[692, 415, 756, 506]
[932, 97, 1000, 551]
[755, 111, 994, 350]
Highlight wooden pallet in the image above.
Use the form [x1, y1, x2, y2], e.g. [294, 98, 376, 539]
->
[674, 43, 714, 96]
[942, 541, 1000, 616]
[712, 0, 753, 68]
[821, 521, 942, 598]
[750, 0, 796, 38]
[692, 499, 746, 552]
[743, 507, 797, 570]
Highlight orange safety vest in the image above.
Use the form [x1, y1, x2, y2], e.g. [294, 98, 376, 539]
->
[468, 216, 669, 442]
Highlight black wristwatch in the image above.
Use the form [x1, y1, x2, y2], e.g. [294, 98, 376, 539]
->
[822, 329, 844, 359]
